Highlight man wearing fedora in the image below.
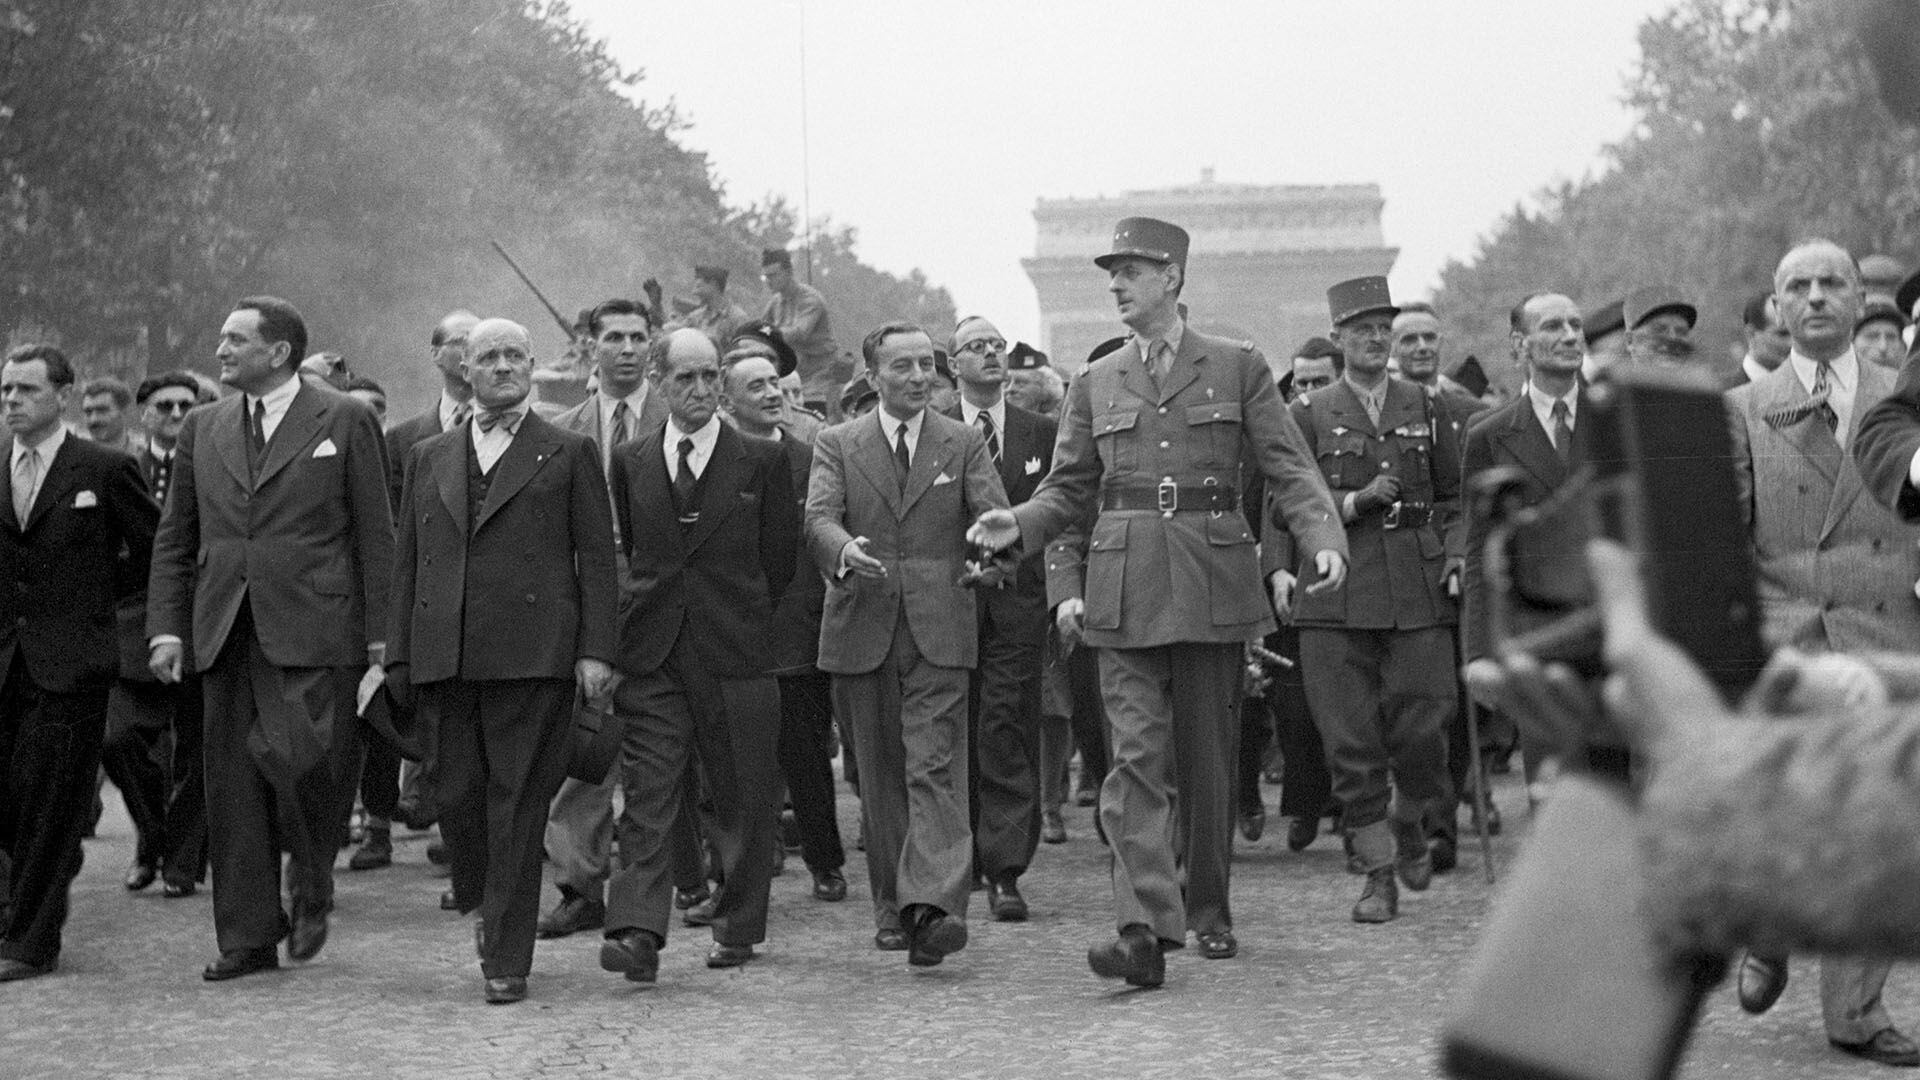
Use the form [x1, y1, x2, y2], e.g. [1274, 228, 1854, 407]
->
[970, 217, 1346, 987]
[1274, 276, 1462, 925]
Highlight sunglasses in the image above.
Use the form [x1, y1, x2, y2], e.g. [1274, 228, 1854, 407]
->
[149, 400, 194, 414]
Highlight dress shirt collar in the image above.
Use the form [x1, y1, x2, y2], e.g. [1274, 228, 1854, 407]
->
[960, 397, 1006, 432]
[1788, 347, 1856, 396]
[1131, 319, 1185, 367]
[1343, 373, 1389, 411]
[876, 407, 924, 452]
[599, 383, 650, 431]
[1527, 380, 1579, 434]
[438, 390, 470, 431]
[246, 373, 302, 440]
[11, 423, 65, 469]
[664, 414, 722, 478]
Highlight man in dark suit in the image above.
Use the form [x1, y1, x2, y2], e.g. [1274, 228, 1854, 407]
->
[0, 344, 159, 982]
[539, 297, 672, 940]
[348, 309, 477, 879]
[597, 329, 796, 980]
[719, 323, 849, 904]
[808, 321, 1008, 967]
[1735, 290, 1794, 387]
[1459, 293, 1588, 807]
[147, 295, 394, 981]
[970, 217, 1347, 986]
[387, 317, 616, 1004]
[100, 372, 209, 897]
[943, 315, 1056, 922]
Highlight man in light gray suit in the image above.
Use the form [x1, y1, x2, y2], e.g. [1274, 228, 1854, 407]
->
[537, 297, 670, 939]
[1724, 238, 1920, 1068]
[805, 321, 1007, 967]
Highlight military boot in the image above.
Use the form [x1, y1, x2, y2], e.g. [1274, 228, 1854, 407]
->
[1353, 867, 1398, 923]
[1392, 816, 1434, 891]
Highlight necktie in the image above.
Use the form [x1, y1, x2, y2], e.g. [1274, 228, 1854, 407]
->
[611, 401, 633, 448]
[978, 411, 1001, 465]
[1148, 340, 1170, 387]
[450, 402, 472, 428]
[1550, 399, 1572, 462]
[1812, 362, 1838, 434]
[12, 447, 37, 524]
[247, 399, 267, 477]
[476, 409, 521, 434]
[893, 424, 912, 493]
[1363, 388, 1383, 429]
[673, 436, 698, 520]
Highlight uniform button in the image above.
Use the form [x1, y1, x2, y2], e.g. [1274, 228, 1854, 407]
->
[525, 594, 536, 603]
[1380, 461, 1391, 469]
[1159, 441, 1170, 449]
[13, 616, 23, 627]
[424, 556, 432, 565]
[419, 599, 428, 607]
[1158, 407, 1168, 415]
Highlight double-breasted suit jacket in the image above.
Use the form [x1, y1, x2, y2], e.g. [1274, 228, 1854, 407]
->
[1458, 391, 1585, 664]
[386, 410, 618, 684]
[147, 381, 394, 672]
[767, 433, 826, 676]
[806, 409, 1008, 674]
[1009, 328, 1345, 648]
[1728, 360, 1920, 653]
[609, 422, 797, 679]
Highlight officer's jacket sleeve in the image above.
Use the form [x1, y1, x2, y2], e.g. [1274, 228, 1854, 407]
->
[1430, 389, 1467, 561]
[1012, 371, 1101, 552]
[1252, 365, 1344, 563]
[1044, 508, 1095, 609]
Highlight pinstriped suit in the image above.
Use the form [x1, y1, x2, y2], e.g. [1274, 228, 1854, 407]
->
[1726, 353, 1920, 1044]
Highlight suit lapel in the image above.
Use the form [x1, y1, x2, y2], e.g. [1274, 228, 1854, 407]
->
[254, 384, 327, 490]
[0, 438, 17, 533]
[634, 429, 685, 557]
[1496, 401, 1566, 491]
[22, 438, 79, 533]
[851, 413, 903, 516]
[1378, 380, 1424, 436]
[474, 418, 559, 532]
[1156, 333, 1203, 405]
[1821, 365, 1887, 541]
[1325, 380, 1378, 438]
[1755, 365, 1840, 488]
[213, 396, 251, 489]
[901, 416, 955, 512]
[1116, 340, 1158, 406]
[684, 425, 745, 553]
[434, 426, 469, 536]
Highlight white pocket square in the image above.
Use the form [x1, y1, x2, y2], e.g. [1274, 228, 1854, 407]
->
[1024, 457, 1042, 476]
[312, 438, 338, 459]
[933, 472, 956, 486]
[73, 490, 97, 508]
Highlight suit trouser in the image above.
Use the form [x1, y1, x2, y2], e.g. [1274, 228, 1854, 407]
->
[0, 656, 106, 966]
[1821, 956, 1897, 1043]
[426, 677, 572, 980]
[968, 590, 1045, 882]
[1298, 626, 1452, 844]
[776, 668, 845, 874]
[103, 674, 210, 884]
[200, 613, 361, 953]
[1097, 643, 1240, 942]
[833, 618, 972, 932]
[606, 654, 782, 947]
[545, 754, 707, 902]
[357, 720, 401, 823]
[1260, 626, 1333, 820]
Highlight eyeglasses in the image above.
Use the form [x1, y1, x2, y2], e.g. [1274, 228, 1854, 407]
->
[150, 400, 194, 414]
[956, 338, 1006, 356]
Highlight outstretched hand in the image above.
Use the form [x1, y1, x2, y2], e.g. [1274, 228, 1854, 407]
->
[967, 509, 1021, 553]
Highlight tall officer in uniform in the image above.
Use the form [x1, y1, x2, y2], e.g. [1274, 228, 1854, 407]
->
[971, 217, 1347, 987]
[1273, 276, 1462, 925]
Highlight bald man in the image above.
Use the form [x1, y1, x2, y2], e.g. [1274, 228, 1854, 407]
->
[386, 319, 618, 1003]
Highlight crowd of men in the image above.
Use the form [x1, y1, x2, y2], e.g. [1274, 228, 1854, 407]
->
[5, 216, 1920, 1066]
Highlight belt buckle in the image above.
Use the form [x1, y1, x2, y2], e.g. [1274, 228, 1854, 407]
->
[1382, 500, 1403, 530]
[1202, 475, 1222, 518]
[1156, 478, 1178, 515]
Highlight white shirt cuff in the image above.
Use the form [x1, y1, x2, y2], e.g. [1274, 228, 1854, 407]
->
[148, 634, 182, 650]
[1907, 447, 1920, 493]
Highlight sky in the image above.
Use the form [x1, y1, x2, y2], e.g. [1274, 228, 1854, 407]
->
[567, 0, 1676, 344]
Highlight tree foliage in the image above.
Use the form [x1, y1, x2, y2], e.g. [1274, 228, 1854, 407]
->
[1432, 0, 1920, 387]
[0, 0, 950, 411]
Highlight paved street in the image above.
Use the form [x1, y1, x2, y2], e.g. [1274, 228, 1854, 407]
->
[5, 771, 1914, 1079]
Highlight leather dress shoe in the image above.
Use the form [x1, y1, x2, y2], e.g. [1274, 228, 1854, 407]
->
[484, 976, 526, 1004]
[906, 907, 967, 967]
[347, 829, 392, 871]
[1832, 1028, 1920, 1067]
[599, 929, 660, 984]
[161, 879, 196, 899]
[674, 885, 710, 910]
[124, 859, 158, 892]
[1088, 927, 1164, 988]
[1238, 806, 1267, 843]
[0, 957, 55, 982]
[1736, 951, 1789, 1015]
[988, 877, 1028, 922]
[1392, 819, 1433, 892]
[683, 896, 717, 928]
[707, 942, 755, 969]
[425, 838, 449, 865]
[1352, 867, 1398, 923]
[1041, 808, 1067, 844]
[1074, 785, 1099, 807]
[811, 868, 847, 902]
[439, 889, 459, 912]
[287, 908, 329, 962]
[1286, 814, 1319, 852]
[873, 928, 909, 951]
[1197, 930, 1238, 960]
[203, 946, 279, 981]
[1429, 831, 1458, 875]
[536, 894, 605, 939]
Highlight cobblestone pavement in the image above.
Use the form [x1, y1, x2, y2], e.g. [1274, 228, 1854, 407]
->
[5, 772, 1914, 1079]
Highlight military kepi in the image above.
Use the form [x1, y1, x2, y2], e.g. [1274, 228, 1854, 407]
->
[1007, 342, 1049, 370]
[1094, 216, 1190, 270]
[1327, 276, 1398, 327]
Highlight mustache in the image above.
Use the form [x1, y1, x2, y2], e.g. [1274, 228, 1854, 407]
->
[1644, 335, 1696, 362]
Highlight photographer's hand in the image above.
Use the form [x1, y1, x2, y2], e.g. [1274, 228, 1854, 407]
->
[1587, 539, 1730, 759]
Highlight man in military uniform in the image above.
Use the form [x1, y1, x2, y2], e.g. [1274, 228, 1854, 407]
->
[761, 249, 845, 416]
[970, 217, 1347, 988]
[670, 266, 748, 347]
[1272, 276, 1462, 925]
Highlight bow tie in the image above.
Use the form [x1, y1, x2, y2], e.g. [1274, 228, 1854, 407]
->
[476, 409, 523, 434]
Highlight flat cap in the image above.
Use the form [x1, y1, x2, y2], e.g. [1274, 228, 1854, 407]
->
[1858, 301, 1909, 333]
[1007, 342, 1049, 370]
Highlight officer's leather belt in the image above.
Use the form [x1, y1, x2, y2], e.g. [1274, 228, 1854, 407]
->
[1100, 480, 1239, 513]
[1378, 500, 1433, 530]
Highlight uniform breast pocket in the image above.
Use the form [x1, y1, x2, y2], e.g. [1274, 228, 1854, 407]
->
[1185, 401, 1243, 467]
[1093, 409, 1139, 475]
[1319, 435, 1368, 489]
